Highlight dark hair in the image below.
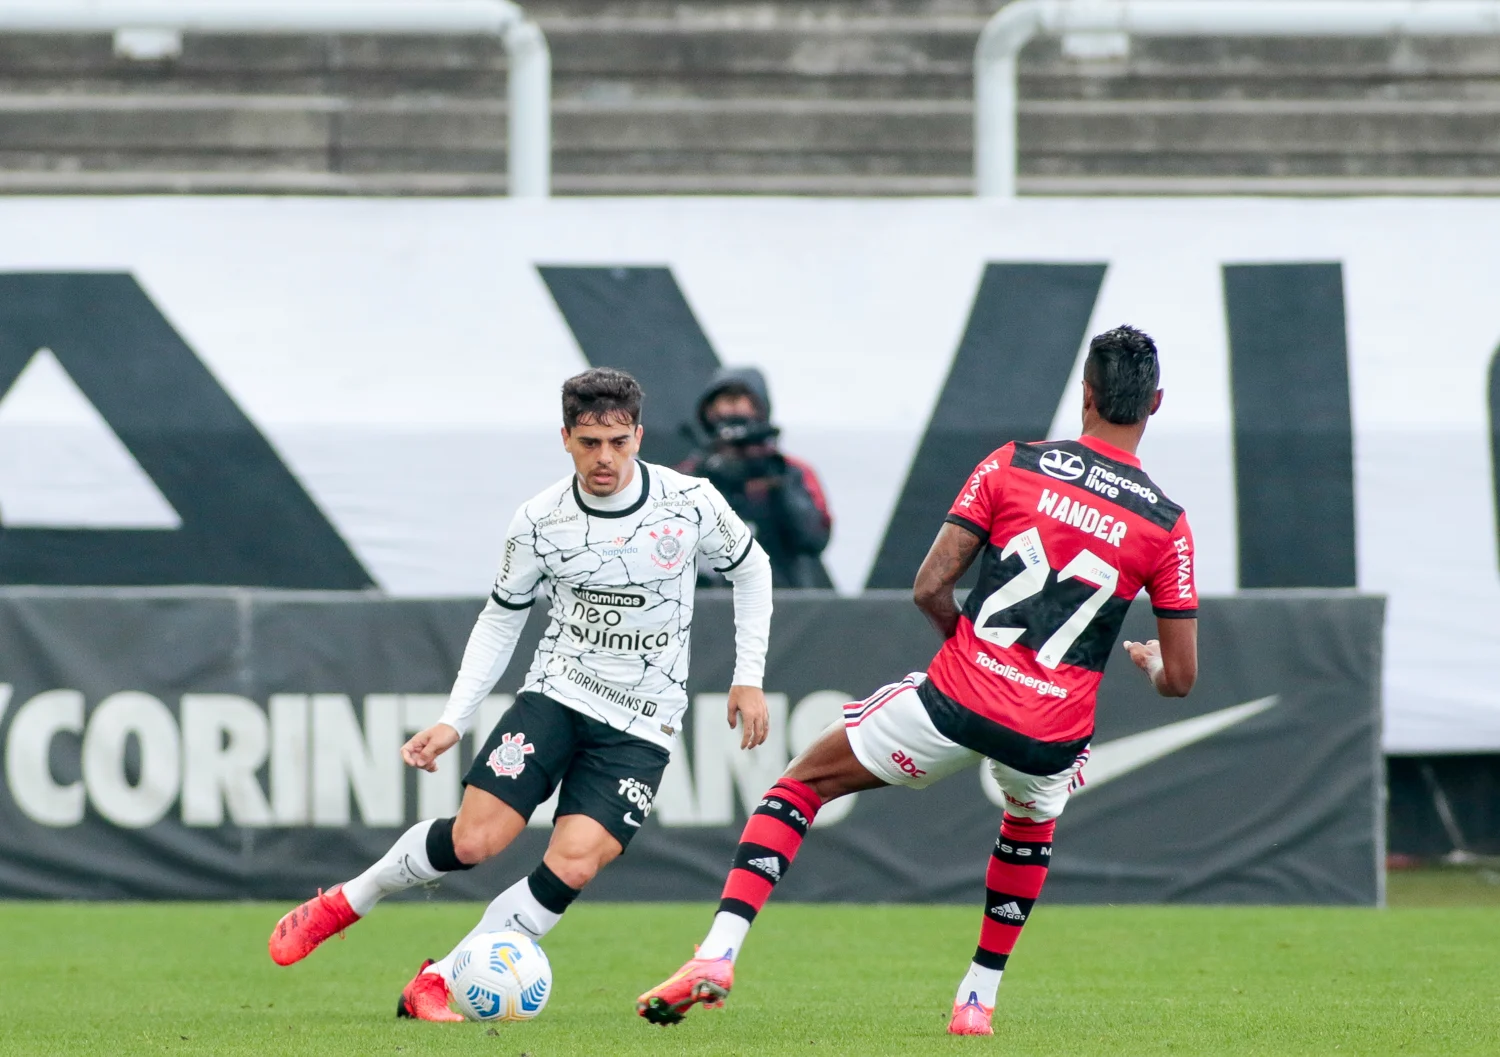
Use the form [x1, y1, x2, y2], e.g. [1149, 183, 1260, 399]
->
[704, 382, 763, 415]
[1083, 325, 1160, 425]
[561, 367, 643, 429]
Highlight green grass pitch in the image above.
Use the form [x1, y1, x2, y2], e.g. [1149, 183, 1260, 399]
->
[4, 872, 1498, 1057]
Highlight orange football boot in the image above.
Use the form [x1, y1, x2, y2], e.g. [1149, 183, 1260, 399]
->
[946, 992, 995, 1036]
[396, 959, 465, 1022]
[267, 885, 360, 966]
[635, 952, 735, 1025]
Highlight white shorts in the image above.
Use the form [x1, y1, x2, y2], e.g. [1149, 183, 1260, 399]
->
[842, 673, 1089, 822]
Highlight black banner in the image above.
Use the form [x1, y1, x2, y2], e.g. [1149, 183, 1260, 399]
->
[0, 589, 1383, 904]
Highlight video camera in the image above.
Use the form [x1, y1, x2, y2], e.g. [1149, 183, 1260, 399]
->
[700, 415, 784, 487]
[708, 415, 780, 448]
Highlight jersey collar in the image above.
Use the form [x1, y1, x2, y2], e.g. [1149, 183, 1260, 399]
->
[1077, 434, 1141, 468]
[573, 460, 651, 519]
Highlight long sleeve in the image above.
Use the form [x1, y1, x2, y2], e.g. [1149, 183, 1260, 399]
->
[691, 477, 772, 686]
[437, 598, 532, 736]
[722, 540, 773, 688]
[438, 503, 545, 736]
[773, 458, 833, 556]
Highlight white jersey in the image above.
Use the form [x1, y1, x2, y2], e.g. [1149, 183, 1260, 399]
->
[458, 460, 761, 749]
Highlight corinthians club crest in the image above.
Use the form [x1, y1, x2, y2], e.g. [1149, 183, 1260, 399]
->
[487, 732, 535, 779]
[649, 524, 687, 570]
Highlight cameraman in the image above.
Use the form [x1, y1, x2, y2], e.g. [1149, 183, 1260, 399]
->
[680, 367, 833, 589]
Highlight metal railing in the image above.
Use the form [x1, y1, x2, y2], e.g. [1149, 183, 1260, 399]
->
[0, 0, 551, 197]
[975, 0, 1500, 198]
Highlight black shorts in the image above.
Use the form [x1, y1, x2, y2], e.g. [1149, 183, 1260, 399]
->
[464, 691, 670, 850]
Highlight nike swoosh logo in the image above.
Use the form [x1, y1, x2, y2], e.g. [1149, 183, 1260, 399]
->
[623, 812, 642, 828]
[1075, 695, 1280, 795]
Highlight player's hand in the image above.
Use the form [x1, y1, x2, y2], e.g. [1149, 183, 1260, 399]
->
[726, 685, 769, 750]
[402, 723, 461, 772]
[1122, 639, 1165, 687]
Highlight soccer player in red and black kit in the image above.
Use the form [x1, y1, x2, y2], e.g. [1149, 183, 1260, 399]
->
[636, 325, 1198, 1035]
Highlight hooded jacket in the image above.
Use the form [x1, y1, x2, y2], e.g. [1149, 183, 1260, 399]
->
[696, 366, 775, 432]
[681, 367, 833, 588]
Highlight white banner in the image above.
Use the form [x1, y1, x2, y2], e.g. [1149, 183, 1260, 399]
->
[0, 196, 1495, 753]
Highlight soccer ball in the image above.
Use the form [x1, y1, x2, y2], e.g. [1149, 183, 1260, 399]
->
[446, 930, 553, 1022]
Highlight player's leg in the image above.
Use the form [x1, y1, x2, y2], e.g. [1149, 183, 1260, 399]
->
[639, 674, 978, 1024]
[391, 696, 585, 1020]
[635, 728, 871, 1025]
[267, 692, 569, 969]
[267, 803, 523, 970]
[423, 713, 666, 979]
[422, 813, 621, 986]
[432, 812, 609, 960]
[399, 812, 615, 1023]
[388, 785, 537, 1022]
[947, 751, 1087, 1036]
[691, 717, 884, 963]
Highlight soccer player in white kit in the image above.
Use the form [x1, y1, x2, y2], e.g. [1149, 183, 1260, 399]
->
[267, 368, 775, 1021]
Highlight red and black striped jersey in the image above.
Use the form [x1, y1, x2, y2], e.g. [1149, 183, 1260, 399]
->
[926, 436, 1196, 748]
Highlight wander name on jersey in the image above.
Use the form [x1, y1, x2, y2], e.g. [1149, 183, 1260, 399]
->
[1036, 489, 1128, 548]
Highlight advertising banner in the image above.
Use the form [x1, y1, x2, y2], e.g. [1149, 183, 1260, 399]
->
[0, 589, 1383, 905]
[0, 198, 1475, 749]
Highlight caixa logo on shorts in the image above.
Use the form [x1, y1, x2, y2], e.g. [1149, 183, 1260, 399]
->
[487, 732, 535, 778]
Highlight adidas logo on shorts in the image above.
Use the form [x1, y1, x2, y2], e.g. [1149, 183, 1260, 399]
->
[747, 855, 782, 881]
[989, 901, 1026, 922]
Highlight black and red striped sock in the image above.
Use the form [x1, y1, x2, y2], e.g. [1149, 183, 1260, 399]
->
[698, 778, 822, 960]
[957, 814, 1055, 1007]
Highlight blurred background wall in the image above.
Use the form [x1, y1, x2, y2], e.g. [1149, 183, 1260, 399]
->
[2, 0, 1499, 196]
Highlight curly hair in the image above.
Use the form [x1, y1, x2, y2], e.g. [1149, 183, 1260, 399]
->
[561, 367, 643, 428]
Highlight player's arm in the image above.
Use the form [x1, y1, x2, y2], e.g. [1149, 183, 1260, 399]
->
[912, 522, 984, 640]
[1122, 619, 1197, 698]
[404, 510, 542, 771]
[700, 481, 774, 750]
[722, 542, 773, 749]
[1125, 512, 1198, 697]
[916, 448, 1008, 639]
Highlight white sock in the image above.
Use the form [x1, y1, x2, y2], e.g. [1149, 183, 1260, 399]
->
[341, 819, 442, 917]
[954, 962, 1004, 1008]
[424, 875, 564, 978]
[697, 911, 751, 962]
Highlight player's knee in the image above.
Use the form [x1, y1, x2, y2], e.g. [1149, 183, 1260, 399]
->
[542, 850, 602, 890]
[451, 818, 502, 866]
[543, 832, 619, 889]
